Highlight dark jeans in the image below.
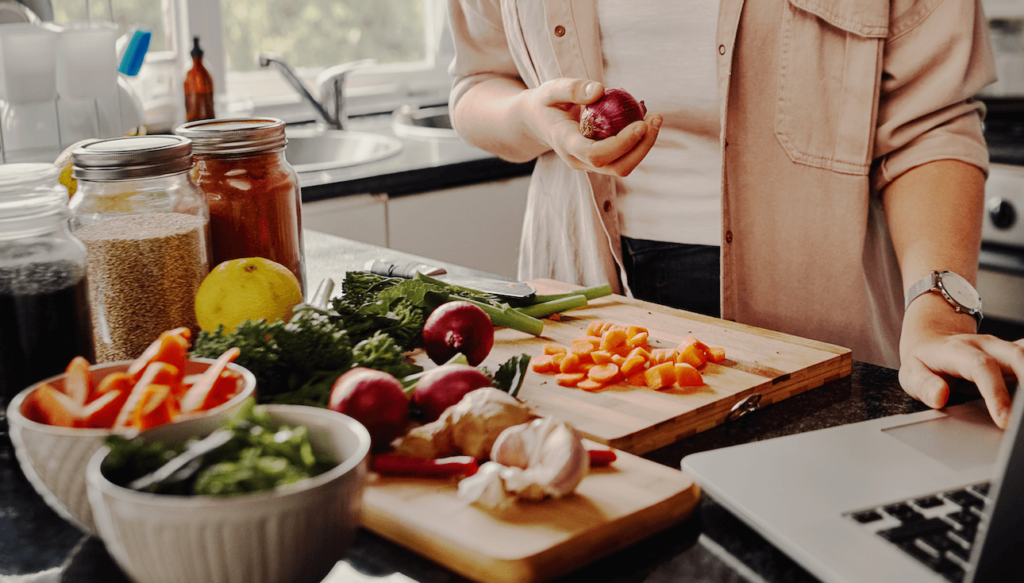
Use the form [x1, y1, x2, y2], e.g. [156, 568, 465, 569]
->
[620, 236, 721, 318]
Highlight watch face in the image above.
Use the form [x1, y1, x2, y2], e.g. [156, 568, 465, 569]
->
[939, 272, 982, 311]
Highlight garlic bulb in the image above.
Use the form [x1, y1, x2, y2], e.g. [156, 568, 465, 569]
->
[458, 417, 589, 507]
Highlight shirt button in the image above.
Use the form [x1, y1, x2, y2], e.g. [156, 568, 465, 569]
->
[725, 230, 733, 243]
[603, 200, 612, 212]
[554, 25, 566, 37]
[718, 44, 726, 55]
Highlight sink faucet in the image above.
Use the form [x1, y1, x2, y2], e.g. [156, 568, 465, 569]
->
[257, 54, 375, 130]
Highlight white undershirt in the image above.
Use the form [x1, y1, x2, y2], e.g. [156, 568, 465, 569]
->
[598, 0, 722, 245]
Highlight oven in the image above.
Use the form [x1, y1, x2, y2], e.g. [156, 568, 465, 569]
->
[977, 96, 1024, 340]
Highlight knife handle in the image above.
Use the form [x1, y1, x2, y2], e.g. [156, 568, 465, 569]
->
[365, 260, 446, 279]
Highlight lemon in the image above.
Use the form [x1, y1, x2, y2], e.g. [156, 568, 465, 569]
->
[54, 139, 99, 199]
[195, 257, 303, 332]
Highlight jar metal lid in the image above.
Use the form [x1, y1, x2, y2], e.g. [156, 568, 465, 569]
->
[175, 117, 287, 155]
[0, 163, 67, 220]
[72, 135, 193, 181]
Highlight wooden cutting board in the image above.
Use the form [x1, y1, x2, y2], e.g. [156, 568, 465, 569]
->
[362, 442, 700, 583]
[447, 279, 852, 455]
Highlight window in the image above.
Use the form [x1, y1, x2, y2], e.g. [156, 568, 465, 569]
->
[51, 0, 176, 54]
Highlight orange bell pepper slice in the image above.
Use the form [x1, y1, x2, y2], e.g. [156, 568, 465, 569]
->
[63, 356, 92, 407]
[81, 388, 129, 428]
[180, 348, 240, 414]
[30, 384, 82, 427]
[127, 328, 191, 381]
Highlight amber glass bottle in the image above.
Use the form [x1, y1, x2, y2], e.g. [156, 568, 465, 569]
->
[184, 36, 215, 122]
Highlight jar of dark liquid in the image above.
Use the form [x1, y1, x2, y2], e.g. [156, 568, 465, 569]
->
[0, 164, 94, 419]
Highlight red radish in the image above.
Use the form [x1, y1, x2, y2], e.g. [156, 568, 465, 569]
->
[413, 364, 492, 422]
[423, 301, 494, 366]
[329, 368, 410, 450]
[579, 88, 647, 140]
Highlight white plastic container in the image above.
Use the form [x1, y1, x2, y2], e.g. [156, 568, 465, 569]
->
[0, 23, 58, 103]
[56, 21, 118, 99]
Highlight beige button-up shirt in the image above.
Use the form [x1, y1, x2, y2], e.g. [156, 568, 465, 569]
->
[448, 0, 995, 368]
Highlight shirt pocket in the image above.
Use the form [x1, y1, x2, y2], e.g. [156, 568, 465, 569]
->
[775, 0, 888, 176]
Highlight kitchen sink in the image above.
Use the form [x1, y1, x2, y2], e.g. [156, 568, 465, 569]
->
[391, 105, 458, 139]
[284, 127, 403, 172]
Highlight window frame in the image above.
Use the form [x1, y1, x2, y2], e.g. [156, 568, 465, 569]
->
[180, 0, 453, 122]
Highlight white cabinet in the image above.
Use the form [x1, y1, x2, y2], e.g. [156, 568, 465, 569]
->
[301, 193, 388, 248]
[387, 176, 530, 279]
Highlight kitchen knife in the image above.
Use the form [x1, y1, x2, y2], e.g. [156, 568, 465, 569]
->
[364, 260, 536, 299]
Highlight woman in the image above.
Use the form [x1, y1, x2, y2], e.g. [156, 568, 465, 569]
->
[447, 0, 1024, 428]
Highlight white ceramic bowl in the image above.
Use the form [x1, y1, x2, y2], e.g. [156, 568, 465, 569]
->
[6, 358, 255, 534]
[86, 405, 371, 583]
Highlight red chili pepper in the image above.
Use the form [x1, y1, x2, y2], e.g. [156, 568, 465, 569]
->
[372, 454, 479, 477]
[588, 449, 617, 467]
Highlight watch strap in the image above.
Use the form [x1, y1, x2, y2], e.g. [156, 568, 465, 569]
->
[904, 271, 983, 330]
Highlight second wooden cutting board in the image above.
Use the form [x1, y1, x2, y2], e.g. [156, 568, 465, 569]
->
[413, 279, 852, 455]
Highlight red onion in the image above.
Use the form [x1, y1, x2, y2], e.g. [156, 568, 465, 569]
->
[413, 364, 493, 422]
[423, 301, 494, 366]
[579, 88, 647, 140]
[329, 368, 410, 450]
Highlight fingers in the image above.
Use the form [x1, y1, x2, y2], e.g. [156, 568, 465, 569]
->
[899, 358, 951, 409]
[538, 78, 604, 107]
[556, 114, 663, 176]
[906, 335, 1023, 428]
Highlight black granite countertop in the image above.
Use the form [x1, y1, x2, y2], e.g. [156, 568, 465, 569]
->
[1, 230, 976, 583]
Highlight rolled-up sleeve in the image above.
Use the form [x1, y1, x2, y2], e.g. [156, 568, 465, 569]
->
[447, 0, 521, 134]
[872, 0, 996, 193]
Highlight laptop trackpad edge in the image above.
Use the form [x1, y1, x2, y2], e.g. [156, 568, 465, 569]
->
[881, 401, 1003, 472]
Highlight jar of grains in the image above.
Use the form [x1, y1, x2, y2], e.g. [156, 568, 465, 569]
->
[0, 164, 95, 415]
[69, 136, 211, 362]
[175, 118, 305, 293]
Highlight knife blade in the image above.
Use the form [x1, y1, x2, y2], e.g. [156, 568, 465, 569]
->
[364, 260, 536, 299]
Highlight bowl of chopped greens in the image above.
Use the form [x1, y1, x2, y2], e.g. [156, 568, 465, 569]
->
[85, 401, 371, 583]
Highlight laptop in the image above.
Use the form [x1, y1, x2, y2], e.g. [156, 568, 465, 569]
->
[681, 390, 1024, 583]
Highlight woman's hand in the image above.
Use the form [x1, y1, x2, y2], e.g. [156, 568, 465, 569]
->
[899, 293, 1024, 429]
[514, 78, 662, 177]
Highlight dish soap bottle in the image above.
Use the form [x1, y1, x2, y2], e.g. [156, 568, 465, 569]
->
[184, 36, 215, 122]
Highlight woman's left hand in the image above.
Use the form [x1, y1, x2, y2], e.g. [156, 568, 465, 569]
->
[899, 293, 1024, 429]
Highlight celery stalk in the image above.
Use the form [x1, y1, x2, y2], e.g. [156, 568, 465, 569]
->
[527, 284, 613, 304]
[515, 294, 588, 318]
[463, 299, 545, 336]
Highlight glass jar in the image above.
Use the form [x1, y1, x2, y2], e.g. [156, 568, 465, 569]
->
[69, 135, 211, 363]
[175, 118, 305, 293]
[0, 163, 94, 415]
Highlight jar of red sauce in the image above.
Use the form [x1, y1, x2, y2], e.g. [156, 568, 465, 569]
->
[175, 118, 305, 292]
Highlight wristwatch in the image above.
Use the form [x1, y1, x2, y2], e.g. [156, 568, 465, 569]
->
[904, 271, 983, 330]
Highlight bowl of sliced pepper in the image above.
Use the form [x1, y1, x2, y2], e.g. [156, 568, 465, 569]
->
[84, 402, 371, 583]
[6, 328, 255, 534]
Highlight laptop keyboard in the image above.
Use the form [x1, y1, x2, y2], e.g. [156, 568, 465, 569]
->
[845, 482, 991, 582]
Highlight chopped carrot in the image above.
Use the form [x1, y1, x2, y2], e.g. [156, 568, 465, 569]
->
[81, 389, 128, 428]
[645, 362, 676, 390]
[131, 385, 179, 430]
[63, 356, 92, 406]
[591, 350, 614, 365]
[574, 336, 603, 350]
[543, 343, 567, 356]
[626, 325, 648, 338]
[556, 373, 586, 387]
[548, 312, 561, 321]
[707, 347, 726, 364]
[578, 378, 606, 391]
[627, 370, 648, 386]
[626, 331, 649, 350]
[551, 352, 567, 367]
[569, 341, 596, 361]
[626, 346, 651, 362]
[674, 363, 704, 387]
[679, 335, 711, 358]
[620, 354, 647, 376]
[531, 355, 556, 374]
[127, 327, 191, 381]
[600, 329, 628, 351]
[676, 343, 707, 368]
[180, 348, 240, 414]
[578, 362, 596, 373]
[559, 353, 581, 374]
[192, 371, 243, 412]
[586, 320, 606, 337]
[32, 384, 81, 427]
[611, 354, 626, 367]
[587, 363, 620, 384]
[650, 348, 678, 365]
